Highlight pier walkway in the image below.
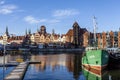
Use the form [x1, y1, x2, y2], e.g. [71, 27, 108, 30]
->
[4, 61, 41, 80]
[0, 61, 19, 67]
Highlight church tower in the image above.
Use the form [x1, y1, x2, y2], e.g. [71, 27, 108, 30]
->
[40, 25, 46, 35]
[73, 22, 80, 48]
[52, 29, 55, 35]
[25, 29, 28, 36]
[28, 29, 31, 35]
[6, 26, 9, 36]
[3, 26, 9, 45]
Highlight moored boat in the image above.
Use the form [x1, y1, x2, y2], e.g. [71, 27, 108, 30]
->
[82, 16, 109, 74]
[106, 47, 120, 64]
[82, 67, 108, 80]
[82, 48, 109, 75]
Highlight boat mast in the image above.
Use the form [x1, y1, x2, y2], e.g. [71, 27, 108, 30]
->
[93, 16, 97, 42]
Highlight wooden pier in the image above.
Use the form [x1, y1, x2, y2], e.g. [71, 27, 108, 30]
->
[0, 61, 19, 67]
[4, 61, 41, 80]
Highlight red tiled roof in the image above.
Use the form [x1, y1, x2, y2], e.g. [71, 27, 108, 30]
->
[0, 36, 3, 40]
[61, 34, 66, 38]
[53, 34, 60, 40]
[7, 36, 25, 42]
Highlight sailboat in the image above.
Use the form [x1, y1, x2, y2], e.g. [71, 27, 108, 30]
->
[82, 16, 109, 74]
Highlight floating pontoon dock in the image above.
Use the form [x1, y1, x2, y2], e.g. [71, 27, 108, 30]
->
[4, 61, 41, 80]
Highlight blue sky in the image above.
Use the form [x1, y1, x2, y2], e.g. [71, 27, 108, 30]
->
[0, 0, 120, 35]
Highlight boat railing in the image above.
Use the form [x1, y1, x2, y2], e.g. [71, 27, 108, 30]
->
[85, 47, 98, 51]
[106, 48, 120, 53]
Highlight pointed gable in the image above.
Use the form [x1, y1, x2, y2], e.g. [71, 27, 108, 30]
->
[66, 29, 73, 36]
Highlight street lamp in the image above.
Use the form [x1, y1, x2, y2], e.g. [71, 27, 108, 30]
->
[3, 42, 6, 79]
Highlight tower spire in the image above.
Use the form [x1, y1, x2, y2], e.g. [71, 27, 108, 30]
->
[29, 29, 31, 35]
[37, 28, 39, 32]
[52, 29, 55, 35]
[25, 29, 27, 36]
[6, 26, 9, 36]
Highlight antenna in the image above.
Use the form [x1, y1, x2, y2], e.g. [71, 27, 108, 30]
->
[93, 16, 97, 42]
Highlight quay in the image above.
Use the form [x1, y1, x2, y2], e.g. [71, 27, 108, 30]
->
[0, 61, 19, 67]
[38, 48, 84, 52]
[0, 63, 18, 67]
[4, 61, 41, 80]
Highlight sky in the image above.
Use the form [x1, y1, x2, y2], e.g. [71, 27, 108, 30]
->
[0, 0, 120, 35]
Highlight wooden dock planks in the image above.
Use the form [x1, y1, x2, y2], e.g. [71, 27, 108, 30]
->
[4, 61, 41, 80]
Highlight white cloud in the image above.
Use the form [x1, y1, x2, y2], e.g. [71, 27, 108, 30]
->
[49, 19, 60, 23]
[53, 9, 80, 17]
[0, 4, 17, 14]
[24, 16, 40, 24]
[39, 19, 47, 23]
[24, 16, 47, 24]
[0, 0, 5, 5]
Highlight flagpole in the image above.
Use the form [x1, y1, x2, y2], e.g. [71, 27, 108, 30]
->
[93, 16, 97, 42]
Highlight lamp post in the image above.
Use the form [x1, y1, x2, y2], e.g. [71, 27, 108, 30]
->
[3, 42, 6, 79]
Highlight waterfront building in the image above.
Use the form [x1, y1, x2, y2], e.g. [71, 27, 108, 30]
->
[30, 34, 35, 43]
[102, 32, 107, 48]
[114, 31, 118, 47]
[97, 33, 102, 49]
[8, 36, 25, 44]
[30, 25, 61, 47]
[118, 31, 120, 48]
[66, 22, 87, 48]
[73, 22, 80, 47]
[83, 31, 89, 47]
[109, 31, 114, 47]
[61, 34, 66, 43]
[2, 33, 8, 45]
[1, 23, 120, 49]
[106, 32, 110, 47]
[66, 29, 73, 43]
[87, 30, 120, 49]
[0, 27, 25, 47]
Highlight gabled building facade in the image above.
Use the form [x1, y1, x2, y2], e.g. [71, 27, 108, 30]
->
[0, 27, 26, 46]
[65, 22, 88, 48]
[30, 25, 60, 44]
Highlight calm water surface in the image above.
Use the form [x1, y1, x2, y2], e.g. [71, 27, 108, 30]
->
[0, 67, 14, 80]
[24, 53, 83, 80]
[1, 52, 120, 80]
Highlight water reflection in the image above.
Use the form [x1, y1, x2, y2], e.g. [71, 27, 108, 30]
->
[73, 54, 82, 80]
[108, 69, 120, 80]
[24, 53, 83, 80]
[1, 52, 120, 80]
[4, 54, 31, 62]
[0, 67, 14, 80]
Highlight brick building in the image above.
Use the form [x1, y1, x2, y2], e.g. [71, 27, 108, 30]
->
[118, 31, 120, 48]
[1, 23, 120, 49]
[65, 22, 87, 47]
[109, 31, 114, 47]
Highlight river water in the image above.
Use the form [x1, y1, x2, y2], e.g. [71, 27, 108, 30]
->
[0, 52, 120, 80]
